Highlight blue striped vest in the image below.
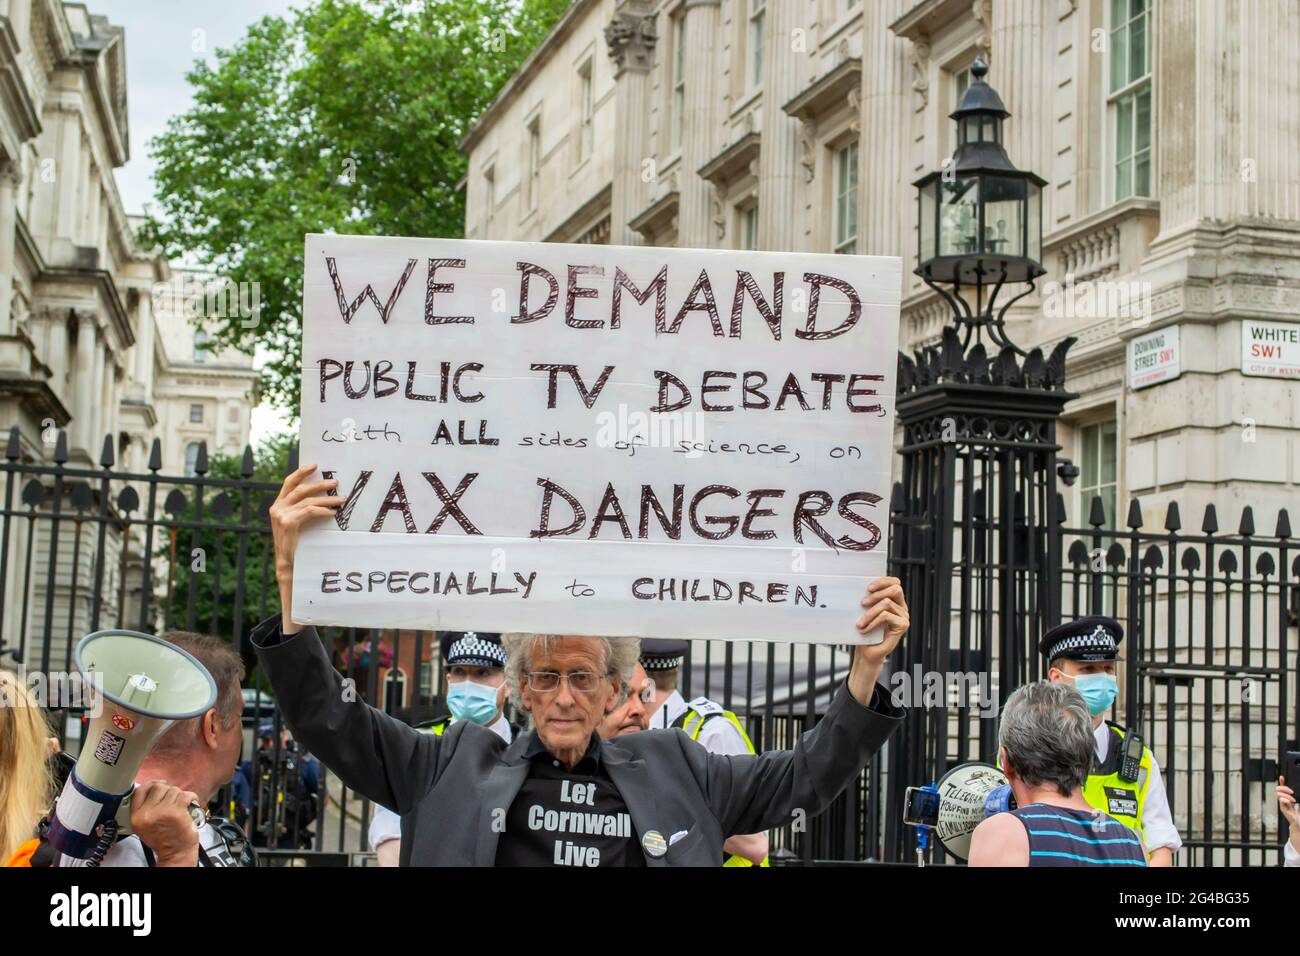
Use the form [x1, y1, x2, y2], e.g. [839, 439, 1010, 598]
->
[1010, 804, 1147, 867]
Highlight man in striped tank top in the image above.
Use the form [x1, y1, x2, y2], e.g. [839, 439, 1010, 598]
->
[968, 682, 1147, 867]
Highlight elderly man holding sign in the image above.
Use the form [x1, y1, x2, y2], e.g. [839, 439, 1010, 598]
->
[253, 234, 907, 865]
[250, 464, 908, 866]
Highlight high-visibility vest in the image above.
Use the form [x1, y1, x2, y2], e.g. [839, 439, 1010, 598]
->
[417, 715, 523, 738]
[1081, 722, 1153, 848]
[672, 697, 769, 868]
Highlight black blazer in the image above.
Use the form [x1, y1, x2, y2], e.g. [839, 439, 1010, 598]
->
[250, 616, 903, 866]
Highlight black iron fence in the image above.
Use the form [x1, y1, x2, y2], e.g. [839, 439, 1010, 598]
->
[1, 429, 1294, 865]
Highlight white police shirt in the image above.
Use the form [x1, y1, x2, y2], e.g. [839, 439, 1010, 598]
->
[1094, 723, 1182, 855]
[647, 689, 751, 758]
[61, 821, 237, 867]
[367, 713, 513, 852]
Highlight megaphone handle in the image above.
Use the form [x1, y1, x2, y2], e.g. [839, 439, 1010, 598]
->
[114, 789, 134, 835]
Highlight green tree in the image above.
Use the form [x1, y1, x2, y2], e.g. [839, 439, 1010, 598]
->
[160, 433, 295, 645]
[144, 0, 572, 409]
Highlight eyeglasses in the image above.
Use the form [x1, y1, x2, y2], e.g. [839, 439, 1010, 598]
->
[525, 671, 602, 694]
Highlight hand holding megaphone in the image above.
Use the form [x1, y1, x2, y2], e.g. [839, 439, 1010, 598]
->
[128, 781, 202, 866]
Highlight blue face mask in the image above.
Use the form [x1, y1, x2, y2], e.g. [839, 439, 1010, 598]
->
[447, 680, 500, 725]
[1065, 672, 1118, 716]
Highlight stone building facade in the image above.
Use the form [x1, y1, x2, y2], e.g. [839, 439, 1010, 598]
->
[459, 0, 1300, 860]
[460, 0, 1300, 532]
[0, 1, 258, 663]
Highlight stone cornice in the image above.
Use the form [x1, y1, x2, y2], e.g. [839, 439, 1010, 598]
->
[37, 265, 133, 349]
[543, 182, 612, 243]
[781, 57, 862, 124]
[628, 190, 680, 240]
[697, 131, 761, 187]
[14, 212, 44, 274]
[0, 355, 72, 425]
[889, 0, 976, 43]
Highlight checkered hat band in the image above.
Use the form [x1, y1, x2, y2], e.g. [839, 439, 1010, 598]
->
[448, 636, 506, 667]
[1047, 631, 1116, 659]
[641, 654, 683, 671]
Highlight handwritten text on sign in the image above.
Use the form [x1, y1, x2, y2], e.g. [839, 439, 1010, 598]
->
[293, 235, 901, 642]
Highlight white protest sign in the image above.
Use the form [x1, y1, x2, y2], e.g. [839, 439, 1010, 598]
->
[293, 234, 901, 643]
[1242, 319, 1300, 379]
[1127, 325, 1180, 390]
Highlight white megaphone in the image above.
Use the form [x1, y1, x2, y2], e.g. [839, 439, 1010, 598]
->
[46, 630, 216, 860]
[903, 761, 1016, 862]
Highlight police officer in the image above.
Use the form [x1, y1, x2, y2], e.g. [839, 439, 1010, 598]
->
[368, 631, 522, 865]
[641, 638, 769, 867]
[1041, 615, 1182, 865]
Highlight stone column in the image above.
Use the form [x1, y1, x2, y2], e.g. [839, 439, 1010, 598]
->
[136, 290, 155, 396]
[73, 310, 96, 450]
[57, 111, 83, 241]
[862, 1, 912, 259]
[675, 0, 722, 248]
[604, 2, 658, 246]
[90, 332, 105, 453]
[990, 0, 1049, 212]
[756, 0, 808, 252]
[44, 308, 68, 382]
[0, 161, 20, 336]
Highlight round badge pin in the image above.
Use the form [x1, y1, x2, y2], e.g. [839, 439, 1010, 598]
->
[641, 830, 668, 858]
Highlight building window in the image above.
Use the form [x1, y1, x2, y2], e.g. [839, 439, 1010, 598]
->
[954, 66, 971, 101]
[193, 329, 209, 363]
[740, 204, 759, 250]
[419, 659, 434, 702]
[577, 58, 594, 162]
[833, 141, 859, 254]
[483, 164, 496, 221]
[525, 116, 541, 213]
[190, 403, 203, 423]
[384, 668, 407, 711]
[671, 13, 686, 151]
[184, 442, 201, 477]
[1110, 0, 1152, 200]
[1080, 420, 1118, 529]
[227, 404, 239, 424]
[748, 0, 765, 88]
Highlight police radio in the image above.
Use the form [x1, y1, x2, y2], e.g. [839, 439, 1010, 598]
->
[1119, 731, 1144, 783]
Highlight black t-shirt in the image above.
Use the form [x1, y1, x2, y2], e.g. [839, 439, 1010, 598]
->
[494, 732, 646, 867]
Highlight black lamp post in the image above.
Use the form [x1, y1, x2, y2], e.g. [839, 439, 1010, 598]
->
[913, 57, 1046, 355]
[889, 59, 1079, 865]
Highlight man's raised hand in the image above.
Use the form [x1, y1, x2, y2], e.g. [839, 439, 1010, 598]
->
[269, 464, 345, 631]
[847, 575, 909, 705]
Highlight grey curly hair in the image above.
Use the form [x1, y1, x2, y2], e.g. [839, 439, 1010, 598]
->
[998, 680, 1095, 796]
[502, 633, 641, 713]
